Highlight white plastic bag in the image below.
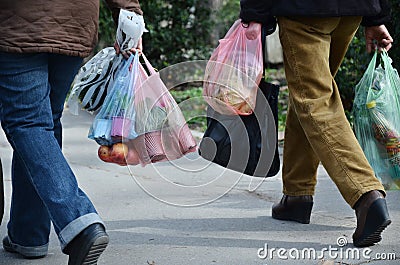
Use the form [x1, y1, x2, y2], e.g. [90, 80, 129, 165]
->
[116, 9, 147, 51]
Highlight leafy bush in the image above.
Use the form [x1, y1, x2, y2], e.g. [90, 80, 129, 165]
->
[97, 0, 241, 69]
[387, 0, 400, 71]
[97, 1, 116, 51]
[140, 1, 214, 69]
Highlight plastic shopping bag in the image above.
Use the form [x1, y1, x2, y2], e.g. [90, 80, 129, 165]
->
[94, 53, 197, 166]
[116, 9, 147, 51]
[203, 19, 263, 115]
[123, 53, 197, 166]
[67, 9, 146, 114]
[88, 53, 138, 146]
[353, 50, 400, 190]
[67, 47, 122, 114]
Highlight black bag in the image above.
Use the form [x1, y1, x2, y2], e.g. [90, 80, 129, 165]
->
[199, 79, 280, 177]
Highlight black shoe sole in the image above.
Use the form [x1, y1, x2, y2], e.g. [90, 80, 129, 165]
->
[353, 199, 391, 247]
[68, 234, 109, 265]
[272, 201, 313, 224]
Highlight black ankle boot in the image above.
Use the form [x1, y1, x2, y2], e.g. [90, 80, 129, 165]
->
[272, 195, 313, 224]
[353, 190, 391, 247]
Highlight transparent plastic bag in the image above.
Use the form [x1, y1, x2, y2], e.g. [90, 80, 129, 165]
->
[123, 53, 197, 166]
[353, 50, 400, 190]
[88, 53, 138, 146]
[94, 53, 197, 166]
[203, 19, 263, 115]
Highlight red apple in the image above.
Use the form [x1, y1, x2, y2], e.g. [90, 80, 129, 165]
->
[98, 145, 112, 162]
[110, 142, 128, 164]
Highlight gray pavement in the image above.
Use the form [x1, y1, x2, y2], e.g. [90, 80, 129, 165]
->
[0, 110, 399, 265]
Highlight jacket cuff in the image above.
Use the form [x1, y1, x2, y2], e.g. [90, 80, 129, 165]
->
[361, 0, 391, 27]
[361, 15, 390, 27]
[240, 9, 270, 24]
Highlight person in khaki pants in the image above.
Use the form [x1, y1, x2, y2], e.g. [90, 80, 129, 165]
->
[240, 0, 393, 247]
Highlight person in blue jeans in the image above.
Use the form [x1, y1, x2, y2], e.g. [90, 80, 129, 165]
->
[0, 0, 143, 264]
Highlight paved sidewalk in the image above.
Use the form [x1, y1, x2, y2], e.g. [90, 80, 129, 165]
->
[0, 110, 399, 265]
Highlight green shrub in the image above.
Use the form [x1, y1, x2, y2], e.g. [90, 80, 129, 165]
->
[387, 0, 400, 71]
[139, 1, 214, 69]
[97, 0, 241, 69]
[97, 1, 116, 51]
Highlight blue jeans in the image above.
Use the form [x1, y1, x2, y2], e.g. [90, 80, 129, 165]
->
[0, 52, 104, 254]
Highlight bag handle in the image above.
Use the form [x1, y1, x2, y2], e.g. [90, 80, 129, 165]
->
[141, 53, 157, 75]
[380, 49, 400, 104]
[358, 50, 378, 94]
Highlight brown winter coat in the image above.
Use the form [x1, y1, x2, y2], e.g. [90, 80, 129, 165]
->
[0, 0, 142, 57]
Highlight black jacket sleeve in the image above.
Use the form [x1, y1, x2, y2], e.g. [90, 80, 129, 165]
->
[361, 0, 391, 26]
[239, 0, 272, 24]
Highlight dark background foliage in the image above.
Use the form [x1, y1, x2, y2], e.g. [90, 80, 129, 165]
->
[97, 0, 239, 68]
[97, 0, 400, 125]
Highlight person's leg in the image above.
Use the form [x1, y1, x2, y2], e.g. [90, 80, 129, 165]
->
[280, 14, 365, 195]
[271, 98, 320, 224]
[281, 100, 320, 195]
[272, 17, 364, 223]
[277, 16, 384, 207]
[47, 54, 109, 263]
[0, 52, 104, 254]
[277, 16, 390, 246]
[5, 153, 51, 258]
[48, 54, 81, 147]
[4, 53, 84, 258]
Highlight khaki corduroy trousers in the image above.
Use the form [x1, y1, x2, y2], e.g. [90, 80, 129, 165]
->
[278, 16, 385, 208]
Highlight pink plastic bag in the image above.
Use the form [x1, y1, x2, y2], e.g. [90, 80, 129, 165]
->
[123, 54, 197, 166]
[203, 20, 263, 115]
